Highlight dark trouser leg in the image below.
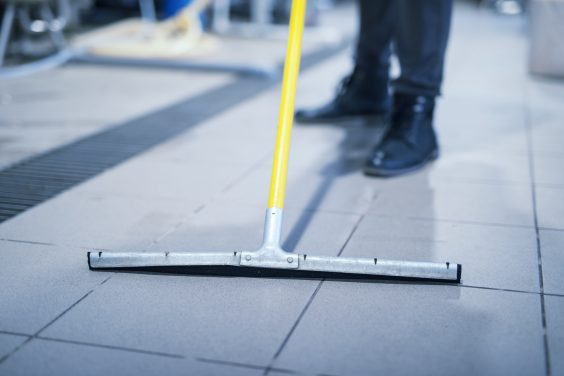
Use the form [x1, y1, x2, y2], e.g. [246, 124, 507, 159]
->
[294, 0, 396, 123]
[355, 0, 394, 78]
[392, 0, 453, 97]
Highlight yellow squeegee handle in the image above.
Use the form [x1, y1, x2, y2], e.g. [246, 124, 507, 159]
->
[268, 0, 307, 209]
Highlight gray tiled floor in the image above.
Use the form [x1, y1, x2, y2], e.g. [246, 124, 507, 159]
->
[272, 283, 546, 376]
[536, 187, 564, 231]
[546, 296, 564, 376]
[341, 216, 539, 292]
[1, 1, 563, 375]
[0, 241, 109, 334]
[148, 202, 360, 255]
[0, 334, 27, 361]
[0, 67, 234, 169]
[0, 338, 266, 376]
[0, 190, 197, 250]
[368, 177, 535, 227]
[39, 273, 318, 367]
[540, 230, 564, 295]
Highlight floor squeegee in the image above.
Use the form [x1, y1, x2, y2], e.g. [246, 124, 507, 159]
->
[88, 0, 462, 283]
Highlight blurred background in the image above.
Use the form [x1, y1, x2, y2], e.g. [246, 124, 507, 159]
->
[0, 0, 558, 75]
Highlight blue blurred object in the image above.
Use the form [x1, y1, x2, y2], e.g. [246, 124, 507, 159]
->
[163, 0, 208, 26]
[163, 0, 191, 18]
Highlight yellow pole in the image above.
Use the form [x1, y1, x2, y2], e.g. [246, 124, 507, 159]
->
[267, 0, 307, 209]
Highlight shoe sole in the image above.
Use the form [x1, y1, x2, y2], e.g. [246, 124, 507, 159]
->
[363, 149, 440, 178]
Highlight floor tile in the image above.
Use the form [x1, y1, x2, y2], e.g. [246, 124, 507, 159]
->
[40, 205, 360, 364]
[219, 167, 379, 215]
[0, 66, 232, 124]
[0, 190, 197, 249]
[342, 216, 539, 292]
[536, 187, 564, 230]
[534, 154, 564, 187]
[528, 79, 564, 158]
[0, 338, 264, 376]
[369, 176, 534, 227]
[430, 147, 530, 184]
[546, 296, 564, 376]
[0, 334, 28, 361]
[531, 119, 564, 159]
[41, 273, 320, 366]
[0, 241, 109, 334]
[437, 98, 528, 155]
[273, 283, 545, 376]
[136, 130, 271, 169]
[540, 230, 564, 295]
[150, 202, 360, 255]
[74, 157, 250, 202]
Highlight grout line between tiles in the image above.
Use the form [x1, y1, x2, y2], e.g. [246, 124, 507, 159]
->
[0, 331, 32, 338]
[35, 336, 185, 359]
[0, 238, 55, 247]
[0, 276, 111, 365]
[525, 87, 552, 376]
[35, 291, 94, 337]
[149, 151, 275, 247]
[0, 39, 352, 225]
[196, 357, 297, 374]
[535, 183, 564, 190]
[262, 213, 367, 376]
[455, 284, 541, 295]
[220, 152, 273, 194]
[544, 293, 564, 298]
[538, 227, 564, 233]
[263, 280, 324, 376]
[400, 215, 536, 230]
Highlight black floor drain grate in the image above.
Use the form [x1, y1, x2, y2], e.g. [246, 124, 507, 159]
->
[0, 42, 349, 223]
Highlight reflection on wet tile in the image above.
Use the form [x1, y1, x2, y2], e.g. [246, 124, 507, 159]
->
[274, 283, 545, 376]
[534, 154, 564, 187]
[536, 187, 564, 230]
[150, 202, 360, 256]
[342, 216, 539, 291]
[369, 177, 534, 227]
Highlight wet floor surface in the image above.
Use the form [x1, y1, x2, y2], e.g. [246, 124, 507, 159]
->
[0, 2, 563, 375]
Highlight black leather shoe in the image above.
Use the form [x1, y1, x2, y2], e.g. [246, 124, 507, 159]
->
[295, 67, 390, 124]
[364, 93, 439, 177]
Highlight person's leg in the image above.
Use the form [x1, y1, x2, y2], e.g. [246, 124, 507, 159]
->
[295, 0, 394, 124]
[355, 0, 394, 79]
[392, 0, 453, 96]
[365, 0, 453, 177]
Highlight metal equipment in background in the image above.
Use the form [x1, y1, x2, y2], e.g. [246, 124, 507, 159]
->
[0, 0, 75, 77]
[70, 0, 284, 78]
[88, 0, 462, 283]
[0, 0, 290, 78]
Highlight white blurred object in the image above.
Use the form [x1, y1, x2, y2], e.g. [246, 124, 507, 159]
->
[495, 0, 523, 15]
[529, 0, 564, 77]
[73, 0, 217, 58]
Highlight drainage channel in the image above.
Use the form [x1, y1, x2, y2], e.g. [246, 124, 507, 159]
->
[0, 41, 350, 223]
